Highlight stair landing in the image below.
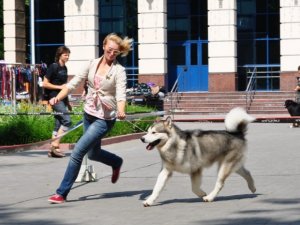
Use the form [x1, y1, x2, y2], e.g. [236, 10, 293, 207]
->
[164, 91, 295, 115]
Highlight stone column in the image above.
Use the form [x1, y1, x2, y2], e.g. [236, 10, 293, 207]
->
[3, 0, 26, 63]
[64, 0, 99, 76]
[280, 0, 300, 91]
[137, 0, 167, 87]
[208, 0, 237, 92]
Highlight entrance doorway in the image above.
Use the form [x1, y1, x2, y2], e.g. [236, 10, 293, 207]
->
[168, 40, 208, 92]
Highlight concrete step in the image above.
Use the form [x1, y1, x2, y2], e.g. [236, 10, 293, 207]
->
[169, 109, 289, 115]
[165, 91, 294, 115]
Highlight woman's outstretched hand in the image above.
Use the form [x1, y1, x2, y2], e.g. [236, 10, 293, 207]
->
[49, 97, 59, 106]
[117, 111, 126, 120]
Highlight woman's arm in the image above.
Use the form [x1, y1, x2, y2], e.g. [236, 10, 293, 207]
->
[117, 100, 126, 119]
[115, 66, 127, 120]
[49, 60, 92, 105]
[49, 86, 70, 105]
[43, 77, 66, 90]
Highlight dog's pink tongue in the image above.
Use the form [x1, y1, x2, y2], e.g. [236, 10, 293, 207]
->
[146, 144, 153, 150]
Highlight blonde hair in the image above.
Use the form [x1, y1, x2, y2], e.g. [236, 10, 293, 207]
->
[103, 33, 133, 57]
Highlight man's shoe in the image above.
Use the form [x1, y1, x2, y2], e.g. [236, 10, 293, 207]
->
[111, 162, 123, 183]
[48, 194, 65, 204]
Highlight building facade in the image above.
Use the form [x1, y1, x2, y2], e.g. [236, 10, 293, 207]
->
[3, 0, 300, 92]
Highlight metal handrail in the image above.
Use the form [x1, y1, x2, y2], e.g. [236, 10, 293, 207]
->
[167, 67, 187, 117]
[125, 67, 139, 88]
[245, 67, 257, 111]
[246, 67, 257, 92]
[244, 64, 281, 111]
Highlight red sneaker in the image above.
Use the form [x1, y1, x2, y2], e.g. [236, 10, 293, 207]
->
[48, 194, 65, 204]
[111, 163, 122, 184]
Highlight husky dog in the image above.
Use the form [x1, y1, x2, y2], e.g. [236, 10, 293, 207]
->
[140, 107, 256, 207]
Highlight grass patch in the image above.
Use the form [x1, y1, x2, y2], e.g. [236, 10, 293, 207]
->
[0, 102, 157, 145]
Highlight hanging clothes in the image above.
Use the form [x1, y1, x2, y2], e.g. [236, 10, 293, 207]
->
[0, 63, 44, 103]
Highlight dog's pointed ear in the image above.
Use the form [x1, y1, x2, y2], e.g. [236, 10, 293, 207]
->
[155, 117, 162, 123]
[164, 116, 173, 128]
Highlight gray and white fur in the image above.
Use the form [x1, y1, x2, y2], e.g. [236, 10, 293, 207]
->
[140, 107, 256, 207]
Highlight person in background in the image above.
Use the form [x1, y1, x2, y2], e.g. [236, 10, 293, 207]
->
[290, 66, 300, 128]
[147, 82, 166, 100]
[43, 46, 72, 157]
[294, 66, 300, 104]
[48, 33, 133, 204]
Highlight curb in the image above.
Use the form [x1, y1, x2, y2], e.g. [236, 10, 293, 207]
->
[0, 132, 146, 154]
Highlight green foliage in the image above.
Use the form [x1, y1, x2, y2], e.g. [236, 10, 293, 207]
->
[0, 115, 52, 145]
[126, 104, 154, 113]
[0, 102, 156, 145]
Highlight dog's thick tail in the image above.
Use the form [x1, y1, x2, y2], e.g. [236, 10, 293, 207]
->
[225, 107, 255, 133]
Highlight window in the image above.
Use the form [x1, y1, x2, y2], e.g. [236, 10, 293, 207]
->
[237, 0, 280, 90]
[99, 0, 137, 80]
[34, 0, 64, 64]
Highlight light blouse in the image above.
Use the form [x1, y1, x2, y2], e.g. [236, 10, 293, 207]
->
[66, 56, 127, 119]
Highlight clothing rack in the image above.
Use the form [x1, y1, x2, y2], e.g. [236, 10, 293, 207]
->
[0, 62, 47, 113]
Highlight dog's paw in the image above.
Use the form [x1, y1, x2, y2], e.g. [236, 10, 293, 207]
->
[247, 180, 256, 193]
[202, 195, 214, 202]
[143, 200, 153, 207]
[143, 202, 151, 207]
[249, 185, 256, 193]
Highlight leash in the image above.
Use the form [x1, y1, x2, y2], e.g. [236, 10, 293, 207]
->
[2, 111, 298, 123]
[2, 111, 299, 153]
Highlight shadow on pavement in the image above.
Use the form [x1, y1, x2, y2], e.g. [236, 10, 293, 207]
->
[67, 189, 153, 203]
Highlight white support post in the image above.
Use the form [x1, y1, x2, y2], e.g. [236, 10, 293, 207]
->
[75, 155, 97, 182]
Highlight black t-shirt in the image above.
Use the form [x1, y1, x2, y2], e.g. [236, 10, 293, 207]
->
[44, 63, 68, 99]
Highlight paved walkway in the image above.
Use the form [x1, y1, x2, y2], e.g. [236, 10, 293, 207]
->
[1, 121, 300, 225]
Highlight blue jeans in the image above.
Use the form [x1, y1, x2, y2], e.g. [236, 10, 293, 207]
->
[52, 119, 60, 136]
[56, 112, 123, 198]
[52, 100, 72, 131]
